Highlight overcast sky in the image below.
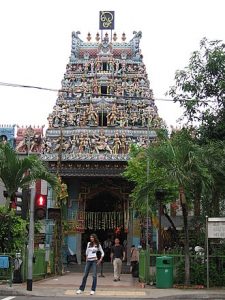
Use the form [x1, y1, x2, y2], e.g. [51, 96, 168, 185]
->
[0, 0, 224, 131]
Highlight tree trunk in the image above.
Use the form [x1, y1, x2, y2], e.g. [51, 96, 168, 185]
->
[179, 187, 190, 285]
[212, 190, 220, 216]
[5, 196, 11, 210]
[194, 188, 201, 216]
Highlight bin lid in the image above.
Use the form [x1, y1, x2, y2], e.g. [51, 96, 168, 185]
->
[156, 256, 173, 267]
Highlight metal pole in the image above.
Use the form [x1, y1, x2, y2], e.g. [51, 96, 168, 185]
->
[145, 123, 150, 285]
[158, 198, 162, 253]
[27, 186, 35, 291]
[146, 123, 150, 247]
[206, 216, 209, 289]
[98, 261, 105, 277]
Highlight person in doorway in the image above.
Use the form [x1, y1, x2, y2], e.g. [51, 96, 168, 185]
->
[103, 237, 112, 262]
[76, 234, 104, 295]
[130, 245, 139, 277]
[110, 238, 125, 282]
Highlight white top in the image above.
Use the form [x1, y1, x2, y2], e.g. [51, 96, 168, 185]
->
[86, 242, 104, 261]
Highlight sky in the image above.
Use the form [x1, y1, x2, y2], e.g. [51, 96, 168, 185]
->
[0, 0, 224, 131]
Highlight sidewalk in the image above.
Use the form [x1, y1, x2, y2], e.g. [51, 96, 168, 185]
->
[1, 272, 225, 298]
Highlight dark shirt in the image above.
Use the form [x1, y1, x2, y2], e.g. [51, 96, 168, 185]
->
[111, 245, 124, 259]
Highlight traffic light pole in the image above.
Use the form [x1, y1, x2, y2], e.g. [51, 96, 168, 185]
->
[27, 187, 35, 291]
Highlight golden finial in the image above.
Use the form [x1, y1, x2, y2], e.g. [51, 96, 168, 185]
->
[113, 33, 117, 41]
[122, 33, 126, 41]
[95, 32, 100, 42]
[87, 32, 91, 41]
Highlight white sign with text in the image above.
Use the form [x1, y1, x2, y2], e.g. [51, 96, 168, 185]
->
[208, 218, 225, 239]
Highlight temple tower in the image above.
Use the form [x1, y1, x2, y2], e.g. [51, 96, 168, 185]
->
[41, 26, 163, 263]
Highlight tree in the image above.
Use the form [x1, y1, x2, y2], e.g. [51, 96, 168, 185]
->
[125, 129, 210, 285]
[0, 206, 27, 252]
[0, 143, 58, 209]
[124, 143, 177, 217]
[168, 37, 225, 141]
[198, 140, 225, 217]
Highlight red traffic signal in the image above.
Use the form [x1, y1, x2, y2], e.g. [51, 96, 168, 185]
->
[36, 194, 47, 207]
[35, 194, 47, 220]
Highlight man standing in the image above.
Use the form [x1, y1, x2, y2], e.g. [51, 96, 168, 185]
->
[110, 238, 125, 282]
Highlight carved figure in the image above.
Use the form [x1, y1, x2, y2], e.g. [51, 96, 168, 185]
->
[121, 134, 128, 154]
[16, 138, 26, 152]
[30, 134, 42, 152]
[107, 103, 118, 126]
[112, 133, 121, 155]
[86, 103, 98, 126]
[78, 133, 86, 153]
[90, 60, 95, 73]
[16, 126, 37, 152]
[42, 138, 52, 153]
[94, 131, 112, 154]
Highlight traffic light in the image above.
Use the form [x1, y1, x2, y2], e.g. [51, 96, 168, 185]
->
[15, 189, 30, 219]
[3, 189, 30, 219]
[34, 194, 47, 220]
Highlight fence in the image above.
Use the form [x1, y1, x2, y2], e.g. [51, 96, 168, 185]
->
[139, 251, 225, 287]
[22, 248, 55, 281]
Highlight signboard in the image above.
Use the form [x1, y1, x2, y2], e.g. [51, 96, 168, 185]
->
[206, 217, 225, 288]
[99, 11, 115, 30]
[208, 217, 225, 239]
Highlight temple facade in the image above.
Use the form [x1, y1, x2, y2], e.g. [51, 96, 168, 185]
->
[40, 30, 164, 263]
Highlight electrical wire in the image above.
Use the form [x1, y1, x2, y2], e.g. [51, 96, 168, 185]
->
[0, 81, 218, 103]
[0, 82, 58, 92]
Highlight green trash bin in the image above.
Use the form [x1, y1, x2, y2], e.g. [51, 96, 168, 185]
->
[156, 256, 173, 288]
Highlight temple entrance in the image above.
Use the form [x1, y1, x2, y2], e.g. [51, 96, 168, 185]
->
[81, 191, 127, 261]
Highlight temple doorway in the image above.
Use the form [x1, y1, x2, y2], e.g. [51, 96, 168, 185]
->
[81, 191, 127, 261]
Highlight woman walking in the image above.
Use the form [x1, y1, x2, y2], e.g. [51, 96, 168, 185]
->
[76, 234, 104, 295]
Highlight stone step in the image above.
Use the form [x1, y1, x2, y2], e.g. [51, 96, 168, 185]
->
[64, 262, 131, 274]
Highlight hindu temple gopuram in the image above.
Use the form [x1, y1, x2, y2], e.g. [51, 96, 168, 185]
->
[39, 22, 164, 263]
[4, 12, 164, 265]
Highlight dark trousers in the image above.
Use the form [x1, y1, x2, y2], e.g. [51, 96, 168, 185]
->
[79, 260, 97, 291]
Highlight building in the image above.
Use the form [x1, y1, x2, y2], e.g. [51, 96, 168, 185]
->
[0, 125, 16, 205]
[41, 27, 164, 263]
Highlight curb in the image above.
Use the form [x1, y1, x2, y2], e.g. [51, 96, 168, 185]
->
[0, 289, 35, 297]
[159, 296, 225, 299]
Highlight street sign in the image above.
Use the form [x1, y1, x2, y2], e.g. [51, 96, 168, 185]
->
[207, 217, 225, 239]
[206, 217, 225, 289]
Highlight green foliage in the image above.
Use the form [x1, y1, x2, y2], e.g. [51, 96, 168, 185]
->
[125, 128, 213, 285]
[0, 206, 27, 252]
[168, 37, 225, 141]
[0, 143, 59, 209]
[175, 244, 225, 287]
[175, 257, 206, 285]
[124, 128, 210, 214]
[124, 144, 177, 216]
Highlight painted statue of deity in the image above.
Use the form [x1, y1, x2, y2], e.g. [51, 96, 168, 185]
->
[94, 131, 112, 154]
[86, 103, 98, 126]
[112, 132, 121, 155]
[107, 103, 118, 126]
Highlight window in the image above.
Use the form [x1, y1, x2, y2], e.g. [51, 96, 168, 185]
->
[98, 112, 107, 126]
[103, 62, 107, 71]
[101, 86, 107, 95]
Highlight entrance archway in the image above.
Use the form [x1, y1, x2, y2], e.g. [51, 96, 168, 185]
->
[82, 191, 127, 261]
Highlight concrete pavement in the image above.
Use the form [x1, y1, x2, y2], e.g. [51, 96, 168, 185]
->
[1, 272, 225, 298]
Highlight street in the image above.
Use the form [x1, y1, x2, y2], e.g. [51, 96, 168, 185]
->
[1, 271, 225, 300]
[2, 295, 225, 300]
